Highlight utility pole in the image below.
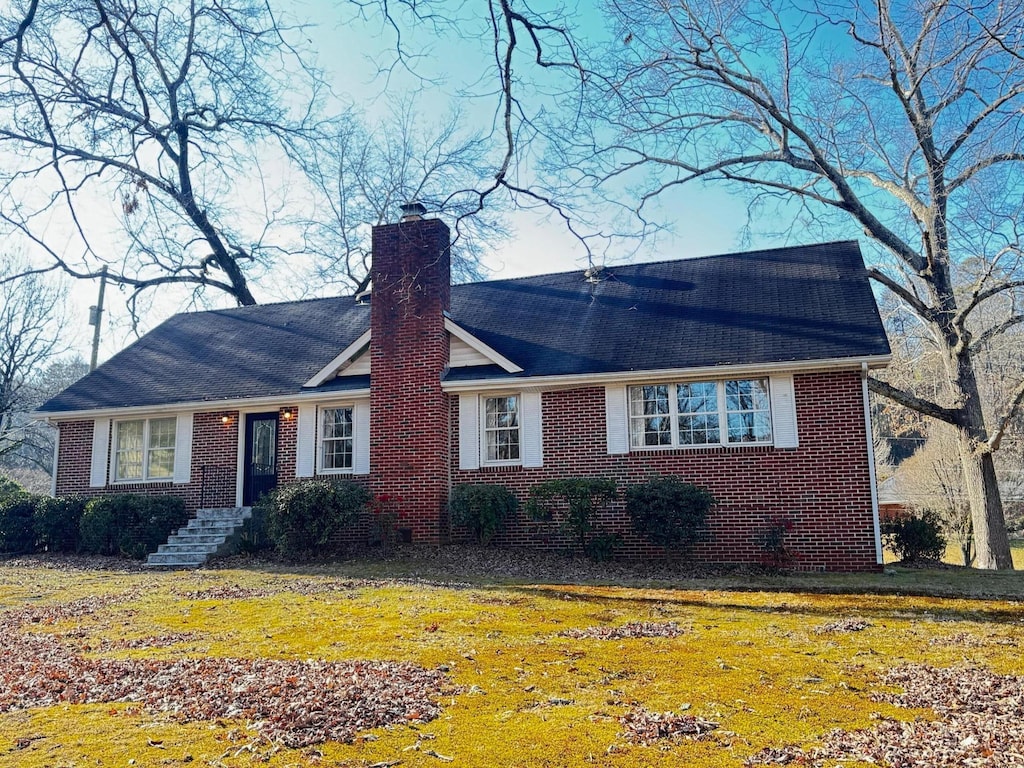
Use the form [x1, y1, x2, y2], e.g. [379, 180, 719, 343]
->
[88, 265, 108, 372]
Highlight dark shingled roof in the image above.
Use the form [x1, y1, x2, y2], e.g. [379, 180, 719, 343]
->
[38, 240, 889, 413]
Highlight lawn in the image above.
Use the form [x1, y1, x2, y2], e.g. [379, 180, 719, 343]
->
[1, 551, 1023, 767]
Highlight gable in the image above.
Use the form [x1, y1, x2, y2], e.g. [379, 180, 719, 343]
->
[303, 318, 523, 388]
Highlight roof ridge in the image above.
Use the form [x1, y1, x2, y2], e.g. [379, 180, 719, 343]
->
[454, 239, 861, 289]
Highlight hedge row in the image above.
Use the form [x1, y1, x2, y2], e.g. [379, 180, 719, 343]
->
[0, 491, 187, 560]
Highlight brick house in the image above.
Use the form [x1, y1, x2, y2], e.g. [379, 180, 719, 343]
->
[37, 210, 891, 570]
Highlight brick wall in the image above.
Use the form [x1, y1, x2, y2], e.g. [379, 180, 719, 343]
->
[369, 217, 452, 543]
[450, 370, 878, 572]
[54, 409, 241, 514]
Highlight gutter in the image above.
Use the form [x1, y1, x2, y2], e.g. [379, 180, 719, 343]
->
[442, 354, 892, 393]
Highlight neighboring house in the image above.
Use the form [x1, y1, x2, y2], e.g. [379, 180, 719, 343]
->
[36, 210, 891, 570]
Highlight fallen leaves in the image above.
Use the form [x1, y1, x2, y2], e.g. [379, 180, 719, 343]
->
[813, 618, 871, 634]
[617, 706, 718, 745]
[746, 664, 1024, 767]
[0, 598, 452, 748]
[559, 621, 684, 640]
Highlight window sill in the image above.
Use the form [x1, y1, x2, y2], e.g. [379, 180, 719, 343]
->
[478, 462, 523, 472]
[110, 478, 174, 485]
[629, 442, 775, 453]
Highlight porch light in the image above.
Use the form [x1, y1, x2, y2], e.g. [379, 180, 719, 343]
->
[282, 409, 294, 419]
[221, 415, 231, 425]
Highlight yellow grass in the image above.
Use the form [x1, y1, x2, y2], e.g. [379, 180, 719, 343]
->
[2, 559, 1023, 767]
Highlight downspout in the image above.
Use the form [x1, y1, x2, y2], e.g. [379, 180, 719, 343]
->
[49, 420, 59, 498]
[862, 362, 883, 565]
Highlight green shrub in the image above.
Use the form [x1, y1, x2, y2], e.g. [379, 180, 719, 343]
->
[0, 494, 36, 554]
[584, 531, 622, 562]
[525, 478, 618, 556]
[258, 479, 370, 558]
[79, 494, 187, 559]
[0, 476, 25, 501]
[34, 496, 88, 553]
[882, 509, 947, 562]
[136, 496, 189, 558]
[448, 484, 518, 546]
[624, 476, 714, 550]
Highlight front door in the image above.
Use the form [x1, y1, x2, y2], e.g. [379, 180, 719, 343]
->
[243, 412, 278, 506]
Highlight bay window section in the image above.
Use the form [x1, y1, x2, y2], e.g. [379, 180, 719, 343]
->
[320, 407, 354, 472]
[113, 417, 176, 481]
[725, 379, 772, 443]
[627, 379, 773, 449]
[484, 395, 520, 463]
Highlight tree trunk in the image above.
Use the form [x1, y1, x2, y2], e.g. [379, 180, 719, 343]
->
[956, 432, 1013, 569]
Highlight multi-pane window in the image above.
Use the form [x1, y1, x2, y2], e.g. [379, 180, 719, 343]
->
[114, 417, 176, 481]
[484, 395, 520, 462]
[628, 379, 772, 448]
[320, 407, 354, 471]
[725, 379, 772, 443]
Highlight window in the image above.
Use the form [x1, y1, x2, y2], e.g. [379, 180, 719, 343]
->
[628, 379, 772, 449]
[113, 417, 176, 481]
[320, 407, 353, 472]
[483, 395, 520, 463]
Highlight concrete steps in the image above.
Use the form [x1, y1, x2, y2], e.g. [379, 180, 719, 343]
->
[145, 507, 252, 569]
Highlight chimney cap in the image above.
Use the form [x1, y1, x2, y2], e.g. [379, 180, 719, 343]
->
[400, 201, 427, 222]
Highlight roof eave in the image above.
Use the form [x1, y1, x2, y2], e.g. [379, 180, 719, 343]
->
[31, 387, 372, 422]
[440, 354, 893, 393]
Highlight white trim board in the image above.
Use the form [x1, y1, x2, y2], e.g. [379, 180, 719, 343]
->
[441, 355, 892, 393]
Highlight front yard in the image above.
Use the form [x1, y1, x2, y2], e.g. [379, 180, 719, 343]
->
[1, 550, 1023, 767]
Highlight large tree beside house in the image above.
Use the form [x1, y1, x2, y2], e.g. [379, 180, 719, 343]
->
[547, 0, 1024, 569]
[36, 210, 891, 571]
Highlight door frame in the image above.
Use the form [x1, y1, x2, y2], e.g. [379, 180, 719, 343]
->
[237, 410, 280, 507]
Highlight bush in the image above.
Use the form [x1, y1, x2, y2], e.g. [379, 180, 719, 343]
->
[448, 484, 518, 546]
[258, 479, 370, 558]
[0, 494, 36, 554]
[34, 496, 88, 553]
[79, 494, 187, 559]
[584, 531, 622, 562]
[525, 478, 618, 556]
[624, 476, 714, 550]
[882, 509, 947, 562]
[0, 475, 25, 501]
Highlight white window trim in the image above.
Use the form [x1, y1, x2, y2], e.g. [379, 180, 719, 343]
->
[480, 393, 523, 467]
[110, 416, 177, 484]
[316, 403, 356, 475]
[628, 378, 773, 450]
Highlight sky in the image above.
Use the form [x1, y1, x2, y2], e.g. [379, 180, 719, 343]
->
[59, 0, 770, 365]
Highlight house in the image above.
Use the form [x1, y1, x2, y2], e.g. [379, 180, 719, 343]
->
[37, 209, 891, 570]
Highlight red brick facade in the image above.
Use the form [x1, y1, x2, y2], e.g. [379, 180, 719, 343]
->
[450, 372, 878, 571]
[51, 217, 882, 571]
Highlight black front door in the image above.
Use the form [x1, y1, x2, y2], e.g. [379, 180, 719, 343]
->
[243, 412, 278, 506]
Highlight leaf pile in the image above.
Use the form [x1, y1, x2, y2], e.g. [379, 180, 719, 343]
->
[814, 618, 871, 634]
[0, 599, 451, 748]
[746, 664, 1024, 766]
[617, 706, 718, 745]
[559, 621, 684, 640]
[174, 578, 361, 601]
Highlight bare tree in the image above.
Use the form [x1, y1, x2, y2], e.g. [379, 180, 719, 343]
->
[3, 356, 90, 488]
[898, 424, 973, 565]
[300, 98, 509, 289]
[0, 0, 327, 309]
[565, 0, 1024, 568]
[0, 264, 66, 459]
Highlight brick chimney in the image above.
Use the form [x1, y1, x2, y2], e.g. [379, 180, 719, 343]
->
[369, 205, 451, 543]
